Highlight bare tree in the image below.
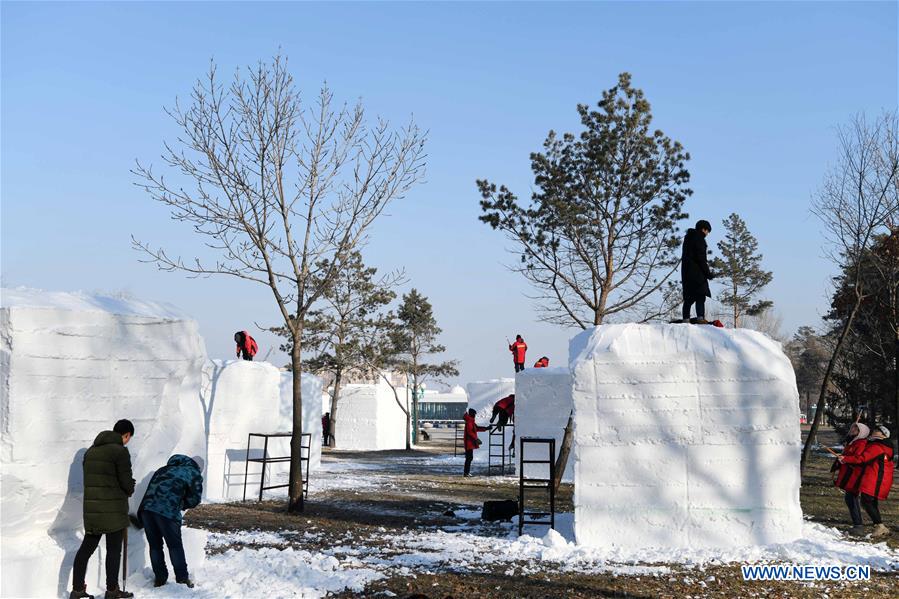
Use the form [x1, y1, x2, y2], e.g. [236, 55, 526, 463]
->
[133, 55, 426, 511]
[801, 111, 899, 474]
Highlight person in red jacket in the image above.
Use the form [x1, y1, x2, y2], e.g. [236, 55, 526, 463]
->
[490, 394, 515, 428]
[462, 408, 489, 477]
[839, 425, 894, 538]
[509, 335, 527, 373]
[832, 422, 869, 535]
[534, 356, 549, 368]
[234, 330, 258, 361]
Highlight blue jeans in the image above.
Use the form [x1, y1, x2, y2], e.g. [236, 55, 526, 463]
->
[142, 510, 189, 582]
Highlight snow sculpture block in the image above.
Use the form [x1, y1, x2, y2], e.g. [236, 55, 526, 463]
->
[0, 289, 207, 598]
[333, 382, 407, 450]
[465, 378, 514, 422]
[571, 323, 802, 550]
[515, 367, 573, 482]
[203, 364, 323, 502]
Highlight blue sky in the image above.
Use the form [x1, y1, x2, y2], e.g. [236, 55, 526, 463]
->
[2, 1, 897, 384]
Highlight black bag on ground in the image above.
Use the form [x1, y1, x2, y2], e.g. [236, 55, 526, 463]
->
[481, 499, 518, 522]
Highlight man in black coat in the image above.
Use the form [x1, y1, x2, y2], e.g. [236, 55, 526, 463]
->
[70, 419, 136, 599]
[680, 220, 714, 324]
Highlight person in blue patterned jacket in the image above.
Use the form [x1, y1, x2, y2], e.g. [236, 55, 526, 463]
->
[137, 454, 203, 588]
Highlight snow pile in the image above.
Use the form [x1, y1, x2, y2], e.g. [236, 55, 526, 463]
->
[147, 516, 897, 597]
[515, 367, 573, 482]
[0, 288, 208, 598]
[332, 382, 407, 450]
[570, 323, 802, 550]
[125, 530, 384, 598]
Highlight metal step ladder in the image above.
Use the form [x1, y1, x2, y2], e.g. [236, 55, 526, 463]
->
[518, 436, 556, 535]
[488, 423, 515, 476]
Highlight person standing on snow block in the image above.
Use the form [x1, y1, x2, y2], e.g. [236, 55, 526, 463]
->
[509, 334, 527, 373]
[832, 422, 869, 536]
[534, 356, 549, 368]
[490, 394, 515, 428]
[135, 454, 203, 588]
[234, 330, 258, 361]
[70, 419, 136, 599]
[463, 408, 489, 477]
[680, 220, 715, 324]
[839, 425, 894, 538]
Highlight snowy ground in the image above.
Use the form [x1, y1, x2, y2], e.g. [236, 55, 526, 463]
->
[117, 446, 899, 599]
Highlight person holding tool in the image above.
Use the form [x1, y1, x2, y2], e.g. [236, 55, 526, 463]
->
[508, 334, 528, 373]
[830, 421, 870, 536]
[70, 420, 136, 599]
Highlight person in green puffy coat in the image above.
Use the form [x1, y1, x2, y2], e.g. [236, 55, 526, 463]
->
[70, 419, 136, 599]
[136, 454, 203, 588]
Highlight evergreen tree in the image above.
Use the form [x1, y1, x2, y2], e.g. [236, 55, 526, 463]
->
[390, 289, 459, 442]
[272, 251, 398, 448]
[477, 72, 691, 327]
[825, 232, 899, 435]
[785, 326, 829, 417]
[711, 213, 773, 327]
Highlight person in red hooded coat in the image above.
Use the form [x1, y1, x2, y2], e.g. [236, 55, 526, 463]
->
[534, 356, 549, 368]
[462, 409, 489, 477]
[839, 425, 894, 538]
[832, 422, 869, 535]
[234, 331, 258, 361]
[509, 335, 527, 373]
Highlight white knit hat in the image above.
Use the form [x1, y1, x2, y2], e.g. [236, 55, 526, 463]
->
[854, 422, 871, 440]
[876, 424, 890, 438]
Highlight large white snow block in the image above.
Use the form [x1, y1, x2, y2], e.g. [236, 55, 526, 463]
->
[333, 382, 407, 450]
[571, 323, 802, 550]
[0, 289, 207, 598]
[465, 378, 515, 422]
[202, 360, 282, 502]
[515, 367, 573, 482]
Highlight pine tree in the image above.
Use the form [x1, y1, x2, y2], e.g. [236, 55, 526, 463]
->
[477, 72, 691, 327]
[390, 289, 458, 443]
[711, 213, 773, 327]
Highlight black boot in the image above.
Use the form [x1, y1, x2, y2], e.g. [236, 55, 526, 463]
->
[176, 578, 195, 588]
[104, 588, 134, 599]
[69, 588, 93, 599]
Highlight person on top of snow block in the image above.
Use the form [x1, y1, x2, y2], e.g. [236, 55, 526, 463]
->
[832, 422, 869, 536]
[234, 330, 258, 361]
[463, 408, 489, 477]
[135, 454, 204, 588]
[490, 394, 515, 428]
[679, 219, 715, 324]
[70, 419, 136, 599]
[534, 356, 550, 368]
[839, 425, 894, 538]
[509, 334, 528, 373]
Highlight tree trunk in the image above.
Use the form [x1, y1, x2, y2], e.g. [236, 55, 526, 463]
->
[412, 374, 420, 446]
[800, 296, 862, 474]
[328, 369, 342, 448]
[288, 331, 305, 512]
